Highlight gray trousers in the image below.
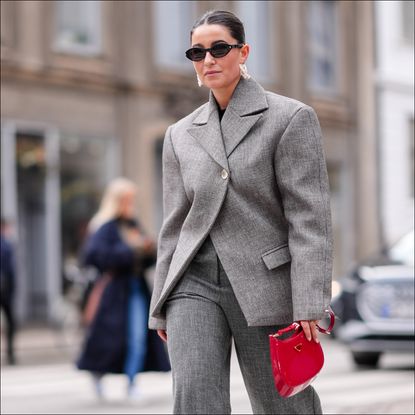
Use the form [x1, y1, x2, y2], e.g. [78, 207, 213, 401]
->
[165, 236, 322, 414]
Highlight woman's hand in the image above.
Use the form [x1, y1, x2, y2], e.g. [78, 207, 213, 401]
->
[157, 329, 168, 342]
[124, 229, 155, 254]
[142, 238, 156, 255]
[299, 320, 320, 343]
[124, 228, 143, 247]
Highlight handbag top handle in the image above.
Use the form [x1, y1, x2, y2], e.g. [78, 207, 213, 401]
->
[272, 308, 336, 338]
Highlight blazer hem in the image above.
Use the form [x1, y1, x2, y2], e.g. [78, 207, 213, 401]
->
[148, 316, 167, 331]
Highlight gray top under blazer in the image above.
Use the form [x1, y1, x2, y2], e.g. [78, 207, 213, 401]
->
[149, 77, 333, 330]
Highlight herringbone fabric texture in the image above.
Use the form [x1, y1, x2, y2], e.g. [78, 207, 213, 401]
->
[149, 77, 333, 330]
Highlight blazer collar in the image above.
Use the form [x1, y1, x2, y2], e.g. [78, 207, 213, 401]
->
[187, 78, 268, 168]
[192, 77, 268, 125]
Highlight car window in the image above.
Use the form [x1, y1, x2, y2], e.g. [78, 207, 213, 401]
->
[389, 230, 414, 267]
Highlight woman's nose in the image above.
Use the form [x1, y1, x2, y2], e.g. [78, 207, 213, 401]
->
[204, 51, 216, 64]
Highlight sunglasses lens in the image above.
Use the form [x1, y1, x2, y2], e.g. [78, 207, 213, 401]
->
[211, 44, 230, 58]
[186, 48, 205, 61]
[186, 44, 236, 61]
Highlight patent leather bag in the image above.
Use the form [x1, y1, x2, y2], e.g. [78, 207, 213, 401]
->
[269, 308, 336, 398]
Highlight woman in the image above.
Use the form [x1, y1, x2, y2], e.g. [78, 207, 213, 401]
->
[149, 10, 333, 414]
[76, 177, 170, 399]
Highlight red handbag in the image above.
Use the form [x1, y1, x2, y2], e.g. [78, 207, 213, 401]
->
[269, 308, 335, 398]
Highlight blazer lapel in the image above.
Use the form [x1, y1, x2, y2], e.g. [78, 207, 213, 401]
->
[221, 110, 263, 157]
[186, 77, 269, 167]
[221, 78, 269, 157]
[187, 95, 229, 170]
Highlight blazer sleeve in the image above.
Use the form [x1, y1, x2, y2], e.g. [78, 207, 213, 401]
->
[275, 106, 333, 321]
[149, 125, 191, 330]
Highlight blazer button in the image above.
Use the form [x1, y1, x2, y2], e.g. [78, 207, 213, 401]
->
[221, 169, 229, 180]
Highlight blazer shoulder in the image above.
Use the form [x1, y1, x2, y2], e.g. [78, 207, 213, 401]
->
[264, 91, 317, 126]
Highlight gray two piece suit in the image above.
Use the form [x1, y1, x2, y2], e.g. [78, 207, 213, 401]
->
[149, 77, 333, 414]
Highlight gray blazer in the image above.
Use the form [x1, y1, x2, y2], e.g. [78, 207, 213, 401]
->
[149, 77, 333, 330]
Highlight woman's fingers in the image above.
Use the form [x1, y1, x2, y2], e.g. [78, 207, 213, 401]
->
[310, 320, 320, 343]
[300, 321, 311, 341]
[157, 329, 168, 342]
[300, 320, 320, 343]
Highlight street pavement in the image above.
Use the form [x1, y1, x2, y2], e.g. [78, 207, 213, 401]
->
[1, 325, 414, 414]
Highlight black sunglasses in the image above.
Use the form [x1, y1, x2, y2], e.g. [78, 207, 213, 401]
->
[185, 43, 244, 62]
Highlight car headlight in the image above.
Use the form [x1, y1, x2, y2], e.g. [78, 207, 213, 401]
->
[357, 281, 414, 321]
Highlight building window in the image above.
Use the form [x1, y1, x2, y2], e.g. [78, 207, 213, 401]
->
[60, 135, 113, 284]
[54, 0, 102, 56]
[1, 0, 15, 48]
[16, 133, 48, 320]
[307, 0, 339, 94]
[402, 0, 414, 45]
[236, 1, 275, 82]
[153, 1, 196, 71]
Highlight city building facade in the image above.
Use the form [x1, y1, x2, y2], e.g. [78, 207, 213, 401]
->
[1, 0, 379, 324]
[374, 0, 414, 245]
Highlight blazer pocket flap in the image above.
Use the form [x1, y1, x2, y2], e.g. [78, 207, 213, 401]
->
[261, 244, 291, 270]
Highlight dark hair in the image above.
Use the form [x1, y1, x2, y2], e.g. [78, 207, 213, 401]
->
[190, 10, 245, 44]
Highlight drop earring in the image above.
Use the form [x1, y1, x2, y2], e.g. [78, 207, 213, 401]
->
[240, 63, 251, 80]
[197, 74, 203, 87]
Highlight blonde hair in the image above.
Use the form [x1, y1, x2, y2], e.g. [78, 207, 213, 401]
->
[88, 177, 137, 233]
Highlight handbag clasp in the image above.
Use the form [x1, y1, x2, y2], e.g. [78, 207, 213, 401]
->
[294, 343, 303, 352]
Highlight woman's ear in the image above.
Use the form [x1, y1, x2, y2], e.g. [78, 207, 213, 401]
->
[240, 44, 250, 64]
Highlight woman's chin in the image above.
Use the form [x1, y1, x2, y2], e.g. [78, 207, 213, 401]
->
[203, 75, 241, 91]
[202, 76, 228, 89]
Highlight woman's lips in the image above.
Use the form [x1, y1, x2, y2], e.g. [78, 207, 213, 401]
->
[205, 71, 221, 76]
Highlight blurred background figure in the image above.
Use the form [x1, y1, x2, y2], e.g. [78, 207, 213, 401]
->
[76, 177, 170, 399]
[1, 218, 17, 365]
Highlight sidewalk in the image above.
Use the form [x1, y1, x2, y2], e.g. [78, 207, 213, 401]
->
[0, 323, 251, 414]
[2, 324, 414, 414]
[1, 322, 84, 367]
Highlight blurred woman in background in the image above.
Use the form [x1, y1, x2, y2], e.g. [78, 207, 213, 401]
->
[76, 177, 170, 399]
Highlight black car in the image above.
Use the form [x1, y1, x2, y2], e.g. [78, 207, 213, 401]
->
[331, 229, 414, 367]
